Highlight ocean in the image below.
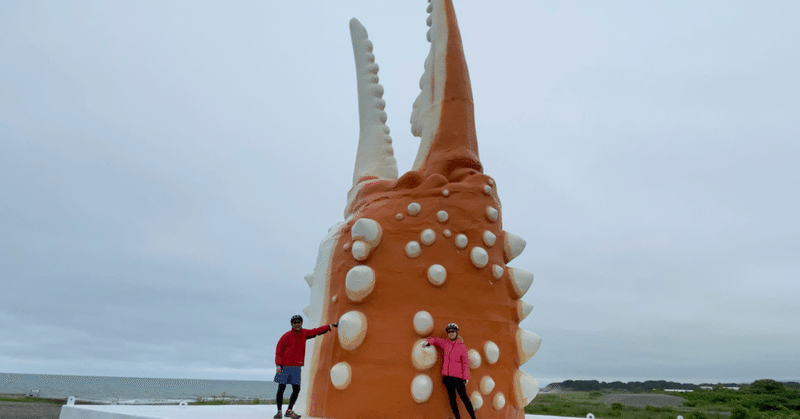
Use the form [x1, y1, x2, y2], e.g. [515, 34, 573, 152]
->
[0, 372, 279, 404]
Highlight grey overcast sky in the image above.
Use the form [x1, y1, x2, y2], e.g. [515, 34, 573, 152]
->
[2, 1, 799, 387]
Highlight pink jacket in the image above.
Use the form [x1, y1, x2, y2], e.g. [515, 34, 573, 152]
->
[426, 336, 470, 380]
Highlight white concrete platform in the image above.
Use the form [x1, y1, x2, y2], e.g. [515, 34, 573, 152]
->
[59, 405, 586, 419]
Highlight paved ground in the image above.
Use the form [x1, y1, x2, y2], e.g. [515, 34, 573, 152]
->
[0, 401, 63, 419]
[601, 393, 687, 407]
[2, 400, 588, 419]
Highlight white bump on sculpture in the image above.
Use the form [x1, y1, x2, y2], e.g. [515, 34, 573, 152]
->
[437, 210, 449, 223]
[411, 374, 433, 403]
[455, 234, 468, 249]
[412, 339, 438, 371]
[407, 202, 421, 216]
[405, 241, 422, 258]
[351, 218, 382, 247]
[351, 240, 371, 261]
[480, 376, 495, 395]
[488, 178, 495, 186]
[493, 393, 506, 410]
[468, 349, 481, 369]
[509, 268, 534, 298]
[486, 206, 498, 222]
[470, 247, 489, 268]
[504, 232, 527, 262]
[492, 264, 504, 279]
[332, 295, 338, 302]
[483, 231, 497, 247]
[442, 189, 450, 196]
[304, 273, 315, 287]
[471, 391, 483, 410]
[517, 300, 534, 322]
[302, 305, 311, 318]
[420, 228, 436, 245]
[343, 242, 351, 250]
[483, 185, 492, 195]
[345, 265, 376, 302]
[484, 341, 500, 364]
[330, 362, 352, 390]
[443, 229, 452, 238]
[413, 311, 434, 335]
[513, 370, 540, 408]
[396, 213, 404, 220]
[338, 311, 368, 350]
[516, 328, 542, 365]
[427, 264, 447, 286]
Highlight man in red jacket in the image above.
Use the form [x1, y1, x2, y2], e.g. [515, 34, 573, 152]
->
[273, 315, 337, 419]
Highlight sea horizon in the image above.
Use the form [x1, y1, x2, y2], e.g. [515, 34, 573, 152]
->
[0, 372, 279, 404]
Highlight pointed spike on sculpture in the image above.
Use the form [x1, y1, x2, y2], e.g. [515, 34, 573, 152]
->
[504, 232, 527, 262]
[349, 18, 399, 187]
[304, 273, 315, 287]
[517, 300, 534, 322]
[509, 267, 534, 298]
[410, 0, 482, 177]
[513, 370, 540, 408]
[516, 328, 542, 365]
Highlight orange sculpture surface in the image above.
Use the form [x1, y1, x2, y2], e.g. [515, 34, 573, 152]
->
[299, 1, 541, 418]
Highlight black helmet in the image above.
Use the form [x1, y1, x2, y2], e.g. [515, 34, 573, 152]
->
[445, 323, 459, 332]
[290, 315, 303, 324]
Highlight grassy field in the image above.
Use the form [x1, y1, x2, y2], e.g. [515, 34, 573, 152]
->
[526, 391, 692, 419]
[526, 387, 800, 419]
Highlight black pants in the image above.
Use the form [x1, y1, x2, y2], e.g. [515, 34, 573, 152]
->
[276, 383, 300, 411]
[442, 376, 476, 419]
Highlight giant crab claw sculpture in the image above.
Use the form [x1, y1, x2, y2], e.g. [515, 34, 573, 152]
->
[298, 1, 541, 418]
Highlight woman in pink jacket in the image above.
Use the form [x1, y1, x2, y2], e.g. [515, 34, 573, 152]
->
[425, 323, 477, 419]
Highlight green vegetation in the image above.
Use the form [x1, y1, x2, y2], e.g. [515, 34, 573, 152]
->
[525, 391, 688, 419]
[526, 380, 800, 419]
[0, 396, 65, 405]
[675, 380, 800, 418]
[559, 379, 698, 392]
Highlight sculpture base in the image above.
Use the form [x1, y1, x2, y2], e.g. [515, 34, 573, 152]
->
[59, 405, 582, 419]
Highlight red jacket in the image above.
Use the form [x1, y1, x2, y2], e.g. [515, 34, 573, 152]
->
[275, 325, 332, 367]
[426, 336, 470, 380]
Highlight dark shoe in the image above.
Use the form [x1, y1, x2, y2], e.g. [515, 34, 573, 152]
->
[273, 411, 282, 419]
[285, 410, 301, 419]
